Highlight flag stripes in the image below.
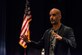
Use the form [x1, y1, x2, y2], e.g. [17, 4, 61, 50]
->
[19, 16, 31, 48]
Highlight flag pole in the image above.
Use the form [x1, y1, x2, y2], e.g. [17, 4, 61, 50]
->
[19, 0, 32, 55]
[24, 48, 26, 55]
[24, 0, 30, 55]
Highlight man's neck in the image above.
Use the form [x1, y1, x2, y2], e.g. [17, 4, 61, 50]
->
[52, 22, 61, 31]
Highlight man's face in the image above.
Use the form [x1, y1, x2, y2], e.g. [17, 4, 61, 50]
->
[49, 9, 61, 25]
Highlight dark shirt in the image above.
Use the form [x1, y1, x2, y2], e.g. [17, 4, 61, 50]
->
[29, 24, 76, 55]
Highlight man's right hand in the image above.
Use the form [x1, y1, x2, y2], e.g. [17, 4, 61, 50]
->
[22, 35, 31, 43]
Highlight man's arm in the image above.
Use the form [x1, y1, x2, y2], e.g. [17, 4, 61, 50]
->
[61, 28, 76, 48]
[52, 28, 76, 48]
[23, 30, 48, 48]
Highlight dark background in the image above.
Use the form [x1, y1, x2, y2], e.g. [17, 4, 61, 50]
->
[5, 0, 82, 55]
[0, 0, 6, 55]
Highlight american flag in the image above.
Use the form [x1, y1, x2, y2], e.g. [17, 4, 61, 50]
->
[19, 0, 32, 48]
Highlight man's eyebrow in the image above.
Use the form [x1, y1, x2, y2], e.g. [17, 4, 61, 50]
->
[50, 13, 56, 15]
[53, 14, 56, 15]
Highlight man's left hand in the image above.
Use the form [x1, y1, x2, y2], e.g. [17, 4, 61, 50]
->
[53, 32, 62, 40]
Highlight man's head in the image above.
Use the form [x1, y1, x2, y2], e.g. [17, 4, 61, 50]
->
[49, 8, 61, 25]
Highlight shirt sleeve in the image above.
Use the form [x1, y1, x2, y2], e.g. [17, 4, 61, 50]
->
[27, 30, 48, 48]
[61, 28, 76, 48]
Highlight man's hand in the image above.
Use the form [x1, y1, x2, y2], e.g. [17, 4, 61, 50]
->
[22, 35, 31, 43]
[51, 30, 62, 40]
[53, 33, 62, 40]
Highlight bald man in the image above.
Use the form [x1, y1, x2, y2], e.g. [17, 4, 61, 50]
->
[24, 8, 76, 55]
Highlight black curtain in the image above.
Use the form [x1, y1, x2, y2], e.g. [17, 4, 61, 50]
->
[0, 0, 6, 55]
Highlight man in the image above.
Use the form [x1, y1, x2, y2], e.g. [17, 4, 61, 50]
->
[24, 8, 76, 55]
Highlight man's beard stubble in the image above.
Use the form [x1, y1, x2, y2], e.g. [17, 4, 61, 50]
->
[50, 20, 58, 25]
